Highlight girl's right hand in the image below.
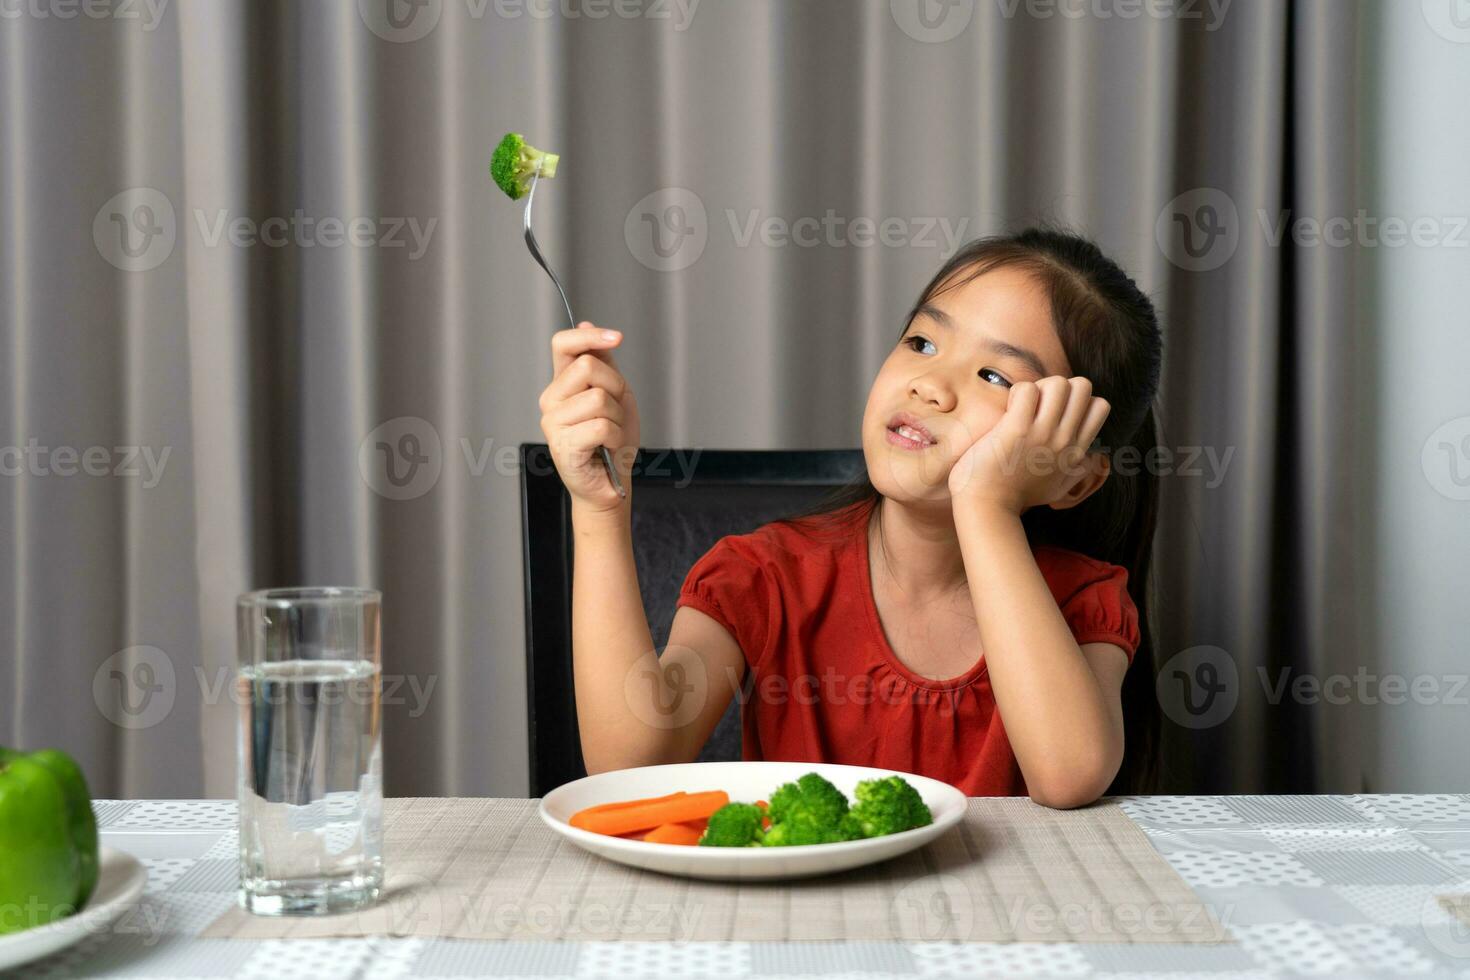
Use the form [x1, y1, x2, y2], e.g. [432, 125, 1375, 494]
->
[539, 322, 641, 516]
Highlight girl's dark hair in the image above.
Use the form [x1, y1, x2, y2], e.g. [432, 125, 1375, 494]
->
[772, 225, 1165, 795]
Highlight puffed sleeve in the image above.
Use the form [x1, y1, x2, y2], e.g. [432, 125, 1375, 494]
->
[1041, 547, 1141, 662]
[675, 535, 774, 670]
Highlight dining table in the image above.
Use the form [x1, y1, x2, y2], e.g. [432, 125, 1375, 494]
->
[8, 793, 1470, 978]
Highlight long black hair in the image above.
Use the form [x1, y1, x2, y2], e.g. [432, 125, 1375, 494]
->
[771, 226, 1165, 794]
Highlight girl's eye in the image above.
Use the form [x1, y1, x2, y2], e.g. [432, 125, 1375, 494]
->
[905, 335, 1012, 388]
[979, 368, 1012, 389]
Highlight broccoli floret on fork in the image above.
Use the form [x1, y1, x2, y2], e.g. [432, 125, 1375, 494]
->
[490, 132, 560, 200]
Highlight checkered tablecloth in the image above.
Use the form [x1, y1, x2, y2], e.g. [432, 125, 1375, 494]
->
[10, 795, 1470, 978]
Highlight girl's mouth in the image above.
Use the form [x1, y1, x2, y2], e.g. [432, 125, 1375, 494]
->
[886, 424, 935, 451]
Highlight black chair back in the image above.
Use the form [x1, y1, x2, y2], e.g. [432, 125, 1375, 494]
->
[520, 443, 866, 797]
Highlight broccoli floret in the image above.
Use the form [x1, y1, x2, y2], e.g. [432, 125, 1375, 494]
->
[490, 132, 560, 200]
[766, 773, 848, 826]
[698, 803, 766, 847]
[839, 776, 933, 839]
[760, 772, 856, 847]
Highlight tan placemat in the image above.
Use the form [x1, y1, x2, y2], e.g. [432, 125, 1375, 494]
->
[202, 797, 1233, 943]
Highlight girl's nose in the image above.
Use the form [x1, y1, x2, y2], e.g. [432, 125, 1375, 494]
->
[910, 374, 956, 412]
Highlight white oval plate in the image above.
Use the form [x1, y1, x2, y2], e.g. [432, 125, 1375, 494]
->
[539, 761, 966, 881]
[0, 847, 148, 971]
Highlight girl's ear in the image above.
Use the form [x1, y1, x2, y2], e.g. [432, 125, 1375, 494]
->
[1049, 453, 1110, 511]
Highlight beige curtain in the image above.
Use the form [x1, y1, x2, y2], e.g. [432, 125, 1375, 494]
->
[1, 0, 1365, 797]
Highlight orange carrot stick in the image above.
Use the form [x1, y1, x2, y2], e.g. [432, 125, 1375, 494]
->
[642, 822, 704, 845]
[572, 791, 688, 820]
[571, 790, 730, 836]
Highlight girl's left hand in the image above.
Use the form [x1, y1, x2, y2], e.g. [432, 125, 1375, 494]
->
[947, 376, 1111, 517]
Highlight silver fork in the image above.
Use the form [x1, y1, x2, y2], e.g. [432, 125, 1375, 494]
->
[523, 164, 626, 499]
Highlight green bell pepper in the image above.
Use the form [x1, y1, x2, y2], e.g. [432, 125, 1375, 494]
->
[0, 746, 99, 934]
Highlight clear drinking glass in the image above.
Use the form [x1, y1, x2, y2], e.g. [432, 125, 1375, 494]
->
[236, 587, 384, 915]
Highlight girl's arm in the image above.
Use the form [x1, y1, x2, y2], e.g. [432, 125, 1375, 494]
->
[538, 323, 742, 774]
[954, 502, 1129, 809]
[945, 376, 1126, 809]
[570, 505, 746, 773]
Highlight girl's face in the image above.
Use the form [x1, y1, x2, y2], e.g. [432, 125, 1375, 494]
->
[862, 264, 1073, 504]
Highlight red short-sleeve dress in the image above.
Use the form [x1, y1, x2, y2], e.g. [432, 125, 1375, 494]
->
[674, 504, 1141, 797]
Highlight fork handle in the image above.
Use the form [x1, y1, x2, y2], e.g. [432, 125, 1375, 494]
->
[598, 445, 626, 498]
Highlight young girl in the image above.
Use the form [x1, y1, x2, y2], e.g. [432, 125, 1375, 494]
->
[538, 227, 1163, 808]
